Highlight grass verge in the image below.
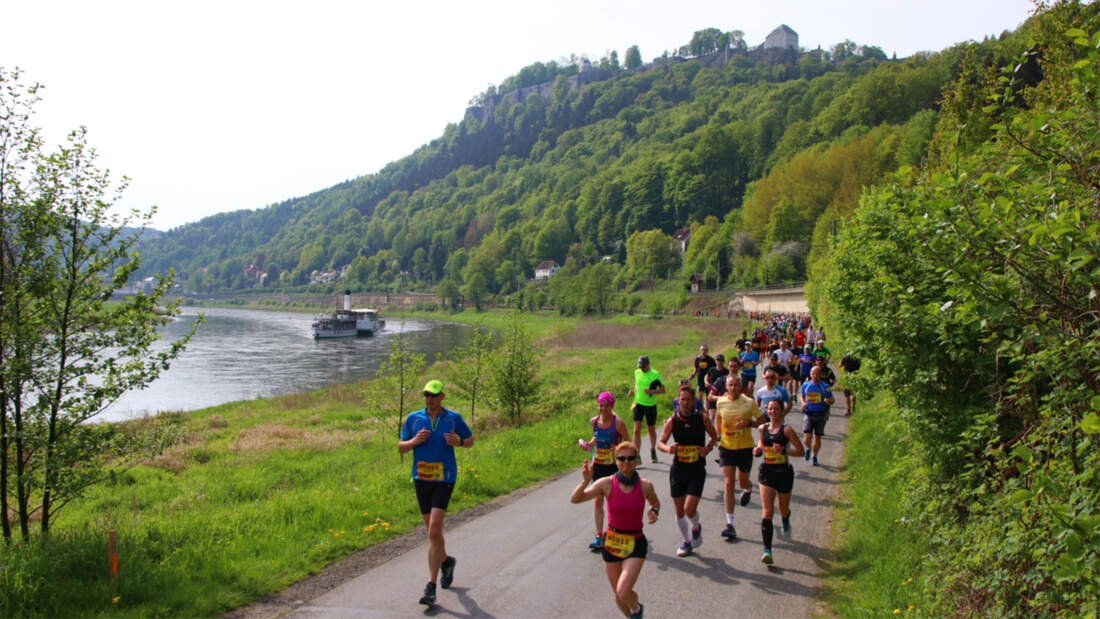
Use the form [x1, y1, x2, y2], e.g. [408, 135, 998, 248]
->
[821, 394, 930, 617]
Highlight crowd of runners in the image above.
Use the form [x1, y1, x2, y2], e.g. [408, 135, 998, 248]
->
[398, 313, 857, 618]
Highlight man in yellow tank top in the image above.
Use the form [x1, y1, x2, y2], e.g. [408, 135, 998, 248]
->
[713, 375, 766, 540]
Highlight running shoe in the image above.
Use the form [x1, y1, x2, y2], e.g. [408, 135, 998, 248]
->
[761, 549, 774, 565]
[812, 456, 819, 466]
[651, 449, 658, 463]
[440, 556, 456, 589]
[629, 602, 645, 619]
[419, 582, 437, 605]
[780, 522, 792, 538]
[588, 535, 603, 552]
[720, 524, 737, 540]
[804, 450, 811, 461]
[676, 541, 693, 557]
[739, 489, 751, 506]
[691, 524, 703, 548]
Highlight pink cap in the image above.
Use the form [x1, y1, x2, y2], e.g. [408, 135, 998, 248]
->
[597, 391, 615, 406]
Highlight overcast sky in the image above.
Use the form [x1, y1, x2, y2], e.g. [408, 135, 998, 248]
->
[3, 0, 1037, 230]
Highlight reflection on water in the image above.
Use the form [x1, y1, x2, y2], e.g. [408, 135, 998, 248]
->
[103, 307, 474, 422]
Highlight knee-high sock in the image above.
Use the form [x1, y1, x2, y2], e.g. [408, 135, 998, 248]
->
[677, 516, 692, 542]
[761, 518, 774, 550]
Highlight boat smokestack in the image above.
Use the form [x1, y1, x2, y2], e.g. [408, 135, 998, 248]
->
[344, 290, 351, 311]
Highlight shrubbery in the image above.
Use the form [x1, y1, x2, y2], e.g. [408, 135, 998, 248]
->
[822, 4, 1100, 614]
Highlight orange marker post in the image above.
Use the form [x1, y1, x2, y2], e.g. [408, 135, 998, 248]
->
[108, 530, 118, 580]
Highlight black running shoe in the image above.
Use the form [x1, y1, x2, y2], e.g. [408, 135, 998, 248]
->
[739, 488, 752, 507]
[629, 602, 645, 619]
[419, 582, 437, 605]
[440, 556, 456, 589]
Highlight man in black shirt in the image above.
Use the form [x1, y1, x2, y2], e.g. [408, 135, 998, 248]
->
[689, 345, 715, 394]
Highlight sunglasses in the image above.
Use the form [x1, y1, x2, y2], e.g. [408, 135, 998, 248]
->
[616, 455, 638, 462]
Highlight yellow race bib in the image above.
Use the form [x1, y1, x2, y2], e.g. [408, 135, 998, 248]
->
[722, 421, 746, 440]
[594, 447, 614, 465]
[807, 392, 823, 404]
[743, 361, 754, 370]
[416, 461, 444, 481]
[603, 529, 636, 559]
[763, 445, 787, 465]
[676, 445, 700, 463]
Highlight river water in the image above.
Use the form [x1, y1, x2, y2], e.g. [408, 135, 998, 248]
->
[102, 307, 474, 422]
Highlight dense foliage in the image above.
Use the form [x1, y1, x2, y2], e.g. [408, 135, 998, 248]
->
[131, 25, 995, 301]
[819, 2, 1100, 614]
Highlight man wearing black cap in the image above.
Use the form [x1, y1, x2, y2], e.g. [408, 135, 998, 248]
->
[628, 355, 665, 463]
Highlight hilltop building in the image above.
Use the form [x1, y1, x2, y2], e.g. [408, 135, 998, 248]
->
[764, 25, 799, 51]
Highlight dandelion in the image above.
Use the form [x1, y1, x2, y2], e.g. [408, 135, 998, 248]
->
[112, 597, 120, 605]
[893, 610, 901, 615]
[908, 605, 915, 612]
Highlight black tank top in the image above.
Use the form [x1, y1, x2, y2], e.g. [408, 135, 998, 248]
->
[672, 410, 706, 468]
[761, 423, 792, 470]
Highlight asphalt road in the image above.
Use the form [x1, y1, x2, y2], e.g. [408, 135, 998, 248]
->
[289, 406, 848, 619]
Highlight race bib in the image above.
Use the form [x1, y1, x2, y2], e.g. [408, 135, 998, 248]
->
[807, 392, 823, 404]
[676, 445, 700, 463]
[763, 445, 787, 465]
[723, 421, 746, 440]
[416, 461, 444, 481]
[699, 362, 708, 369]
[603, 529, 636, 559]
[594, 447, 614, 465]
[743, 362, 754, 370]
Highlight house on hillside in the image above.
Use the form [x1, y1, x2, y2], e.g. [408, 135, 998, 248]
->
[689, 273, 703, 293]
[534, 260, 561, 280]
[764, 25, 799, 51]
[672, 228, 692, 254]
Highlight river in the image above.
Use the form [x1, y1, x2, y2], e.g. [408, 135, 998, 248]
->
[102, 307, 475, 423]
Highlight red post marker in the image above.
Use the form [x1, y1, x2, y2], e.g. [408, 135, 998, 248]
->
[108, 530, 118, 580]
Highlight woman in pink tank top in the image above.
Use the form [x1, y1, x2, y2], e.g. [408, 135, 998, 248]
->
[571, 441, 660, 619]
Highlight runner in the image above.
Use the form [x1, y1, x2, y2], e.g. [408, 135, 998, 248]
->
[739, 342, 761, 396]
[397, 380, 474, 606]
[657, 384, 719, 557]
[812, 339, 831, 365]
[579, 391, 631, 551]
[689, 345, 715, 394]
[755, 367, 793, 419]
[628, 356, 665, 464]
[839, 354, 862, 416]
[798, 345, 817, 387]
[570, 442, 661, 619]
[753, 399, 805, 565]
[799, 365, 835, 466]
[714, 374, 767, 540]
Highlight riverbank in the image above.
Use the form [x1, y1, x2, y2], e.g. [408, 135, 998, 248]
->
[3, 311, 741, 617]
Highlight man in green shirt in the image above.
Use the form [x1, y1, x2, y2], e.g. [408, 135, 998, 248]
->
[628, 355, 666, 463]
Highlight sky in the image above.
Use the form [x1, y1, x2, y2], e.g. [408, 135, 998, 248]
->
[2, 0, 1038, 230]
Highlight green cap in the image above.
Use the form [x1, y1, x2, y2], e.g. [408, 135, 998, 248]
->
[422, 379, 444, 395]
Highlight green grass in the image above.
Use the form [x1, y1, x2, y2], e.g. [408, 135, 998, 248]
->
[821, 394, 930, 617]
[1, 311, 737, 618]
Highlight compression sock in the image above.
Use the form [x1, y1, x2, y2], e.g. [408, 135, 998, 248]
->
[781, 512, 791, 528]
[677, 516, 692, 542]
[761, 518, 774, 550]
[690, 513, 700, 529]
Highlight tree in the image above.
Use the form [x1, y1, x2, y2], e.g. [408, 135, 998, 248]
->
[437, 278, 461, 311]
[0, 68, 196, 539]
[366, 326, 426, 434]
[463, 271, 489, 311]
[450, 326, 493, 421]
[624, 45, 642, 70]
[488, 312, 542, 425]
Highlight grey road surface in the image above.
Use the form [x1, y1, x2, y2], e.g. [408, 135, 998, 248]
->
[290, 408, 848, 618]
